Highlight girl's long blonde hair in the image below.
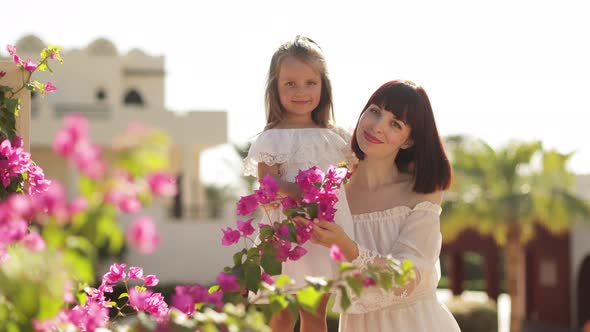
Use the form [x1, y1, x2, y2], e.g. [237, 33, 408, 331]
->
[264, 36, 334, 129]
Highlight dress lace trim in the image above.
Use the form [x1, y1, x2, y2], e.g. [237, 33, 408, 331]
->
[242, 127, 352, 178]
[350, 247, 377, 270]
[352, 201, 441, 222]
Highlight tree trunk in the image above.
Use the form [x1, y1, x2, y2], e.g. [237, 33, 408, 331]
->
[506, 225, 526, 332]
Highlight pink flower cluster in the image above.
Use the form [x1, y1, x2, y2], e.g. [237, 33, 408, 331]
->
[219, 165, 351, 292]
[171, 283, 224, 316]
[226, 174, 308, 262]
[34, 263, 167, 331]
[0, 136, 51, 194]
[126, 215, 160, 254]
[5, 45, 57, 94]
[0, 184, 87, 261]
[53, 114, 106, 180]
[295, 165, 350, 222]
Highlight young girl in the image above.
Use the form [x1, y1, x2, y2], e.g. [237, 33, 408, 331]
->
[243, 35, 354, 332]
[298, 80, 461, 331]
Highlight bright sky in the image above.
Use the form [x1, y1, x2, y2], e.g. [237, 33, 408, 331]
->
[4, 0, 589, 186]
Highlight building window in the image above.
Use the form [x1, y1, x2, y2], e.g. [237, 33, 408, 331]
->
[123, 89, 144, 107]
[96, 89, 107, 101]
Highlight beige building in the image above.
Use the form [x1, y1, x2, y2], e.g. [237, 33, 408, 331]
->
[12, 34, 227, 220]
[6, 35, 237, 285]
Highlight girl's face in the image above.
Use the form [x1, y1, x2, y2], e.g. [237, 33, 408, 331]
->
[355, 104, 413, 159]
[277, 56, 322, 124]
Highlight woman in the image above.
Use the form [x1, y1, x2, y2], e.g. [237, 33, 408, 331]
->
[301, 80, 461, 331]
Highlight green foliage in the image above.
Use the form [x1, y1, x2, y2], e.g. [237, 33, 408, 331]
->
[442, 135, 590, 244]
[0, 247, 71, 331]
[446, 297, 498, 332]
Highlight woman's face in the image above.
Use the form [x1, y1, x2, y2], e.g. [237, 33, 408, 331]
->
[355, 104, 413, 159]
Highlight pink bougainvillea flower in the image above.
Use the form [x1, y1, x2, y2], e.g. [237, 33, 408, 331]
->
[274, 241, 292, 262]
[23, 58, 37, 72]
[27, 164, 51, 195]
[44, 81, 57, 92]
[22, 231, 46, 252]
[329, 244, 346, 262]
[52, 114, 88, 157]
[73, 141, 106, 180]
[146, 171, 177, 197]
[276, 224, 290, 238]
[236, 193, 258, 216]
[102, 263, 126, 284]
[128, 287, 169, 318]
[288, 245, 307, 261]
[216, 272, 240, 292]
[281, 196, 298, 210]
[362, 276, 377, 287]
[127, 216, 160, 254]
[143, 274, 159, 287]
[221, 227, 241, 246]
[6, 45, 16, 55]
[0, 70, 6, 78]
[171, 292, 194, 315]
[295, 166, 324, 191]
[236, 218, 255, 237]
[63, 280, 75, 304]
[261, 272, 274, 285]
[128, 266, 144, 280]
[118, 194, 142, 213]
[296, 224, 313, 244]
[256, 174, 279, 204]
[67, 197, 87, 217]
[12, 54, 21, 65]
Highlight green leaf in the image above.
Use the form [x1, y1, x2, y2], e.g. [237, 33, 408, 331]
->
[31, 80, 44, 91]
[78, 177, 98, 199]
[118, 292, 129, 299]
[63, 249, 94, 282]
[275, 275, 291, 288]
[378, 271, 394, 291]
[259, 224, 275, 239]
[345, 276, 363, 296]
[306, 203, 318, 219]
[233, 249, 246, 266]
[269, 293, 289, 313]
[296, 287, 322, 313]
[208, 285, 220, 293]
[284, 207, 305, 218]
[261, 251, 282, 276]
[338, 262, 357, 273]
[338, 286, 351, 311]
[244, 262, 261, 293]
[287, 222, 297, 242]
[41, 221, 66, 248]
[37, 62, 48, 72]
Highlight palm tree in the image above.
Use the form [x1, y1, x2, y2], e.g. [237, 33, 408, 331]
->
[442, 135, 590, 332]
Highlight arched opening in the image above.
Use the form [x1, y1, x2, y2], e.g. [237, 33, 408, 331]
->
[123, 89, 144, 107]
[96, 88, 107, 101]
[463, 251, 486, 291]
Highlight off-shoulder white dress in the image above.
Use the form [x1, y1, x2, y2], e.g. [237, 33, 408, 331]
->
[244, 127, 355, 289]
[339, 202, 461, 331]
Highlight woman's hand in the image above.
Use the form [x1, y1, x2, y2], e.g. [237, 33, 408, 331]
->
[293, 217, 359, 261]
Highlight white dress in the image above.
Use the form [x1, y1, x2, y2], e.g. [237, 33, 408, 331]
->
[244, 127, 356, 290]
[338, 202, 461, 332]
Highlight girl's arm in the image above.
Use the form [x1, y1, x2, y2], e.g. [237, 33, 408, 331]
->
[258, 162, 302, 200]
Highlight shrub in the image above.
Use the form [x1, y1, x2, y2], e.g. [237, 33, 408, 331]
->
[446, 297, 498, 332]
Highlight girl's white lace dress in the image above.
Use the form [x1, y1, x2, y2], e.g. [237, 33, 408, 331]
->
[244, 127, 355, 290]
[339, 202, 461, 331]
